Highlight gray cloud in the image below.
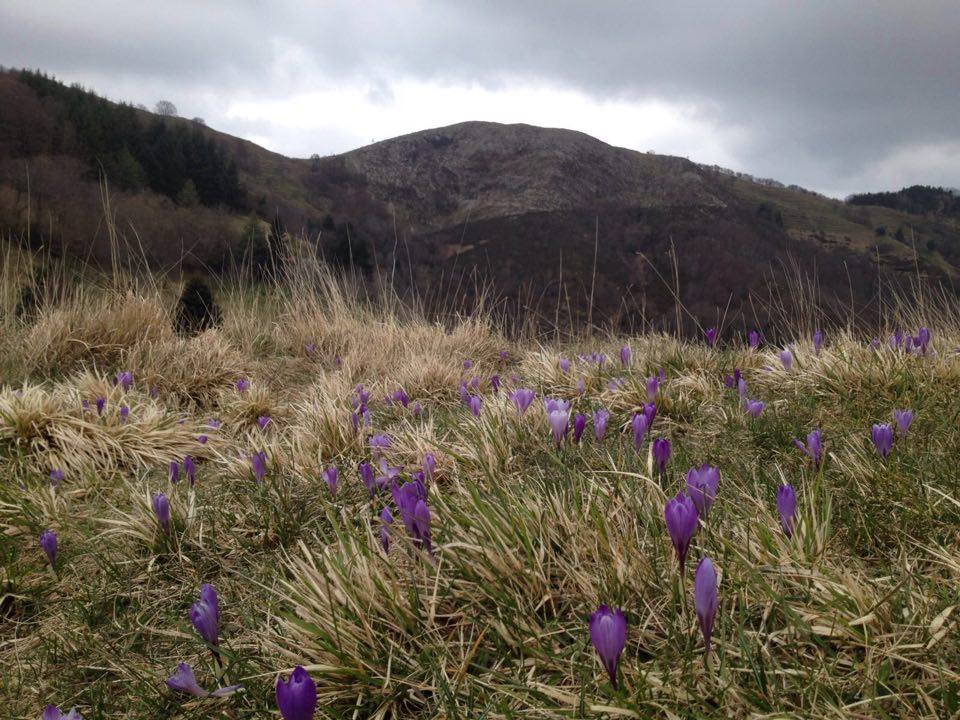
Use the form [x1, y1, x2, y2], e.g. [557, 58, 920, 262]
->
[2, 1, 959, 196]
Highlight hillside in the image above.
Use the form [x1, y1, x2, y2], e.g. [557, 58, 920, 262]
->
[2, 69, 960, 331]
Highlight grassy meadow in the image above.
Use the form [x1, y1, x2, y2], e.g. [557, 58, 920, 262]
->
[1, 246, 959, 719]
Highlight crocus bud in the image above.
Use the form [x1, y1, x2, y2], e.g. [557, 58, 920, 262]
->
[49, 469, 64, 487]
[685, 465, 720, 517]
[645, 376, 659, 401]
[184, 456, 197, 485]
[509, 388, 535, 415]
[871, 423, 894, 459]
[423, 453, 436, 481]
[544, 399, 570, 448]
[744, 399, 765, 418]
[257, 415, 271, 430]
[359, 462, 376, 496]
[276, 666, 317, 720]
[630, 412, 648, 450]
[748, 330, 761, 349]
[189, 583, 219, 647]
[792, 429, 823, 466]
[693, 557, 719, 656]
[894, 409, 913, 436]
[235, 379, 249, 393]
[165, 661, 242, 697]
[813, 330, 824, 355]
[39, 529, 57, 567]
[572, 413, 587, 442]
[169, 461, 180, 484]
[250, 451, 267, 483]
[779, 349, 793, 371]
[379, 507, 393, 553]
[559, 357, 570, 374]
[619, 345, 631, 367]
[490, 375, 501, 394]
[589, 605, 627, 690]
[704, 327, 717, 347]
[652, 438, 671, 475]
[593, 409, 610, 441]
[323, 466, 338, 496]
[776, 483, 797, 537]
[95, 396, 106, 415]
[152, 492, 170, 534]
[468, 395, 482, 417]
[664, 493, 698, 573]
[42, 705, 83, 719]
[119, 404, 130, 422]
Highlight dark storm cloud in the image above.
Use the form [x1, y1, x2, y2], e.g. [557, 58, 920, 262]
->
[2, 1, 958, 195]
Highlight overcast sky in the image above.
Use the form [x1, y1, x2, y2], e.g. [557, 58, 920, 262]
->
[3, 1, 959, 198]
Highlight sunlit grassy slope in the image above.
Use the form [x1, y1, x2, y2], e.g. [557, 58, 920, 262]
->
[2, 247, 959, 719]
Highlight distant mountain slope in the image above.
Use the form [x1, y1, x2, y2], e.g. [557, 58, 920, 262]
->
[2, 69, 958, 330]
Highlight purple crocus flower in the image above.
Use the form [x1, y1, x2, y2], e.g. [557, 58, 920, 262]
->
[206, 418, 222, 429]
[643, 402, 657, 428]
[589, 605, 628, 690]
[869, 337, 880, 350]
[593, 409, 610, 441]
[664, 492, 699, 573]
[353, 385, 371, 407]
[149, 386, 159, 399]
[744, 399, 765, 418]
[412, 402, 423, 416]
[572, 413, 587, 443]
[184, 456, 196, 486]
[723, 368, 742, 389]
[458, 381, 470, 405]
[96, 396, 106, 415]
[490, 375, 501, 394]
[462, 359, 473, 371]
[323, 466, 339, 496]
[152, 492, 170, 534]
[391, 480, 432, 554]
[81, 399, 90, 414]
[389, 389, 409, 407]
[379, 507, 393, 553]
[357, 461, 376, 496]
[792, 429, 823, 467]
[619, 345, 632, 367]
[737, 378, 747, 398]
[645, 376, 659, 401]
[39, 529, 57, 566]
[916, 327, 931, 354]
[49, 469, 64, 487]
[376, 459, 403, 490]
[813, 330, 824, 355]
[169, 460, 180, 484]
[369, 434, 391, 458]
[894, 409, 913, 436]
[119, 405, 130, 422]
[694, 557, 719, 656]
[115, 370, 133, 391]
[235, 378, 249, 393]
[257, 415, 271, 430]
[276, 666, 317, 720]
[779, 349, 793, 371]
[544, 399, 570, 447]
[871, 423, 894, 459]
[704, 327, 717, 347]
[631, 412, 649, 450]
[559, 357, 570, 374]
[685, 465, 720, 517]
[197, 435, 208, 445]
[748, 330, 762, 349]
[468, 395, 482, 417]
[166, 662, 242, 697]
[423, 452, 436, 481]
[652, 438, 671, 475]
[250, 450, 267, 483]
[189, 584, 219, 647]
[42, 706, 83, 720]
[776, 483, 797, 537]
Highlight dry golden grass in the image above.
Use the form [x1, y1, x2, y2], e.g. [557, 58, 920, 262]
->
[1, 250, 959, 718]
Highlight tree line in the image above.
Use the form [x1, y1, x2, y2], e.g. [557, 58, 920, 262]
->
[16, 70, 246, 210]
